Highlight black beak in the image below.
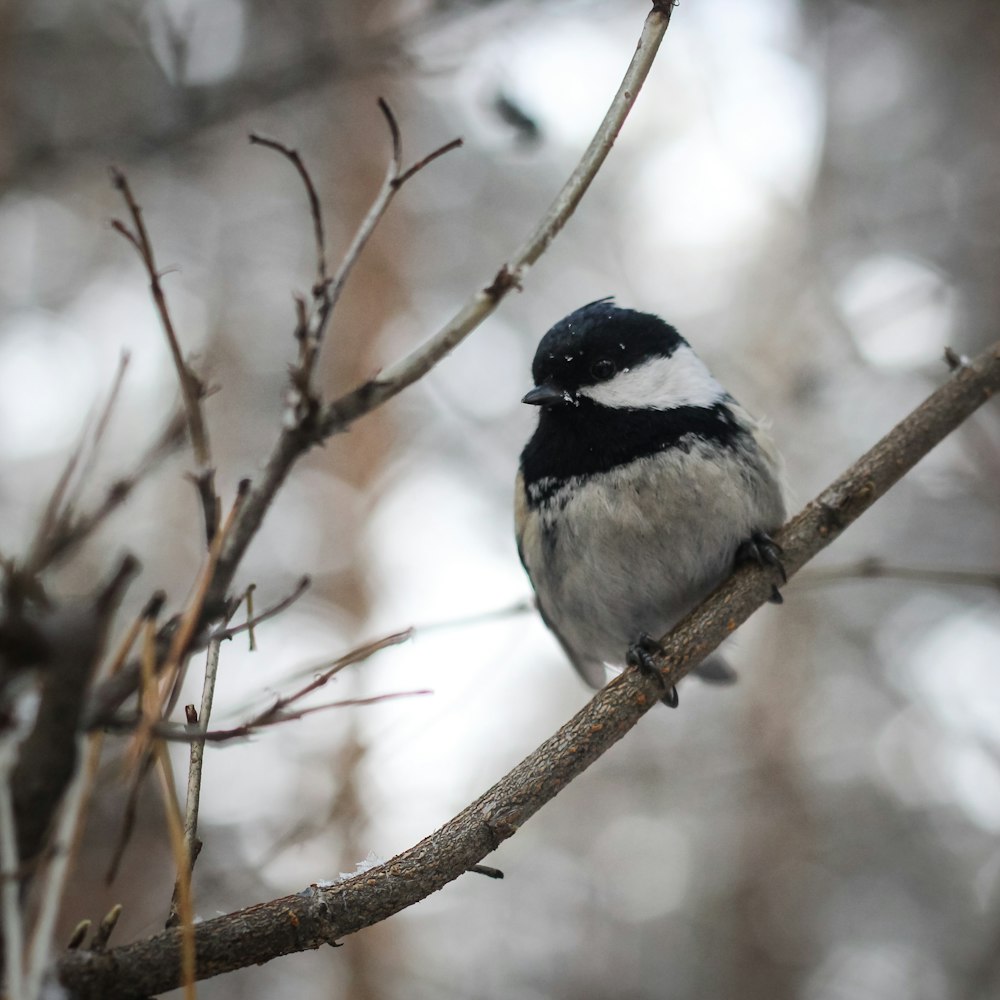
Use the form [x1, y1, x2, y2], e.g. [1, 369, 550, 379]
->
[522, 383, 571, 407]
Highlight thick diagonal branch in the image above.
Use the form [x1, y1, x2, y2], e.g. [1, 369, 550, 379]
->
[57, 342, 1000, 1000]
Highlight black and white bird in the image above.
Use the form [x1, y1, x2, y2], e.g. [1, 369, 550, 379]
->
[514, 299, 786, 706]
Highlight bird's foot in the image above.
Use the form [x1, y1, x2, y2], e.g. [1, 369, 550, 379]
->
[736, 530, 786, 603]
[626, 632, 679, 708]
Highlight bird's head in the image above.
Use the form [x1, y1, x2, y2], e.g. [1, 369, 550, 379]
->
[523, 299, 724, 414]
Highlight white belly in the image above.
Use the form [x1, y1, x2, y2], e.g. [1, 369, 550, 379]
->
[522, 438, 783, 672]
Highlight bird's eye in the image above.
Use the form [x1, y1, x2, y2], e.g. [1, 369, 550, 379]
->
[590, 359, 616, 381]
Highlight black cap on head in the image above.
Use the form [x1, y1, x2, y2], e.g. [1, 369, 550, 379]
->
[530, 299, 686, 394]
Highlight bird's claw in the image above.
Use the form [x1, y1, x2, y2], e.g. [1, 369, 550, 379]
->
[737, 530, 786, 601]
[626, 632, 679, 708]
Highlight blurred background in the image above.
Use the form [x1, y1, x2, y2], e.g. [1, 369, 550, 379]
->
[2, 0, 1000, 997]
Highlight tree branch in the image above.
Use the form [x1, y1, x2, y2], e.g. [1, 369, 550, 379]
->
[316, 2, 675, 437]
[56, 341, 1000, 1000]
[200, 1, 675, 618]
[109, 168, 218, 543]
[82, 2, 675, 733]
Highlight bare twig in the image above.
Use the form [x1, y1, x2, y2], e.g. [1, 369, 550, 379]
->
[169, 689, 431, 743]
[135, 618, 195, 975]
[169, 635, 222, 922]
[413, 598, 533, 635]
[152, 740, 195, 998]
[251, 628, 414, 711]
[87, 593, 521, 730]
[25, 407, 186, 575]
[101, 689, 431, 744]
[243, 584, 257, 650]
[56, 338, 1000, 1000]
[145, 479, 250, 732]
[248, 135, 329, 289]
[325, 98, 461, 315]
[210, 576, 311, 643]
[109, 167, 217, 541]
[108, 484, 249, 882]
[800, 558, 1000, 591]
[66, 921, 91, 951]
[467, 865, 504, 879]
[112, 628, 417, 745]
[197, 626, 416, 724]
[251, 103, 462, 403]
[24, 352, 130, 576]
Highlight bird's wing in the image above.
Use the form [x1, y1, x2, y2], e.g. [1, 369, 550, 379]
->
[515, 471, 608, 690]
[533, 594, 609, 689]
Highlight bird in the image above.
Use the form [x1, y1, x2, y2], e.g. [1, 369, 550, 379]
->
[514, 299, 786, 706]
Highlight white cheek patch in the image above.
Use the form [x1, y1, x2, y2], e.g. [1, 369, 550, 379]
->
[579, 345, 725, 411]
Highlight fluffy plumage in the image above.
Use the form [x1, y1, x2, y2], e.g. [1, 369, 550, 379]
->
[515, 300, 785, 694]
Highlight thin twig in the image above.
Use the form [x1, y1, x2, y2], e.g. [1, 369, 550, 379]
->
[24, 352, 130, 576]
[100, 690, 431, 744]
[153, 743, 195, 998]
[167, 689, 432, 743]
[248, 134, 329, 289]
[243, 627, 414, 708]
[243, 584, 257, 651]
[171, 635, 222, 919]
[800, 559, 1000, 591]
[109, 167, 217, 543]
[27, 406, 187, 574]
[250, 103, 462, 401]
[147, 479, 250, 733]
[56, 337, 1000, 999]
[413, 598, 533, 635]
[393, 133, 464, 188]
[137, 618, 196, 988]
[90, 905, 123, 952]
[66, 921, 91, 951]
[115, 629, 418, 745]
[62, 351, 131, 522]
[219, 602, 527, 703]
[325, 98, 462, 316]
[109, 485, 249, 880]
[467, 865, 504, 879]
[108, 169, 210, 470]
[210, 575, 311, 643]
